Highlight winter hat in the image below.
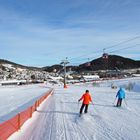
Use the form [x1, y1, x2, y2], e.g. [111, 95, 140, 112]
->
[86, 90, 89, 93]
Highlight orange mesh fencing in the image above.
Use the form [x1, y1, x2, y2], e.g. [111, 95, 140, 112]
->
[20, 107, 31, 127]
[0, 89, 53, 140]
[0, 114, 19, 140]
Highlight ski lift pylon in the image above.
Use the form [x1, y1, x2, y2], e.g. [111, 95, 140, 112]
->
[85, 58, 91, 67]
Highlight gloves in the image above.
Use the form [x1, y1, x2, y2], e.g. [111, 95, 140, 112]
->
[78, 99, 80, 102]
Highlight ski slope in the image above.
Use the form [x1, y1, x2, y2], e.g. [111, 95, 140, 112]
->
[8, 79, 140, 140]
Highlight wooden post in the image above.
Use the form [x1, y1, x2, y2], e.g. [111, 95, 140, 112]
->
[18, 113, 20, 130]
[35, 101, 37, 111]
[30, 106, 32, 118]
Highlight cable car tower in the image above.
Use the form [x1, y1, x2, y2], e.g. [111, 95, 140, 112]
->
[60, 57, 69, 88]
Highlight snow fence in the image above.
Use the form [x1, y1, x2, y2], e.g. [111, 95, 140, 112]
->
[0, 88, 54, 140]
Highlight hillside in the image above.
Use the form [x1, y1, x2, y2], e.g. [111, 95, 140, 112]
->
[42, 55, 140, 72]
[79, 55, 140, 72]
[1, 55, 140, 73]
[0, 59, 42, 71]
[0, 59, 48, 81]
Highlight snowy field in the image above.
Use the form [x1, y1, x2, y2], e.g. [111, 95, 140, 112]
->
[5, 77, 140, 140]
[0, 84, 51, 123]
[100, 77, 140, 93]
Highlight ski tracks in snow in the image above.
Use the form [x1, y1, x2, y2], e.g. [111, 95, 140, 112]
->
[59, 91, 97, 140]
[91, 106, 127, 140]
[59, 90, 122, 140]
[56, 91, 90, 140]
[9, 86, 140, 140]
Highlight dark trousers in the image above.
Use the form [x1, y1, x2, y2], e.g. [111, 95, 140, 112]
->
[80, 103, 89, 114]
[117, 98, 122, 107]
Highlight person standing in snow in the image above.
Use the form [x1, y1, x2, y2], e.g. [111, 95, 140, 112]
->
[78, 90, 93, 116]
[116, 87, 125, 107]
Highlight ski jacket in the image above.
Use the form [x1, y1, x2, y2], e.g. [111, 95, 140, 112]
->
[79, 92, 92, 105]
[116, 88, 125, 99]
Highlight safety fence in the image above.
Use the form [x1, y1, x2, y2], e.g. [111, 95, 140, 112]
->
[0, 88, 54, 140]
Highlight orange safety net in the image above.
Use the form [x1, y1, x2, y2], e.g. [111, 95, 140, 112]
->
[0, 89, 53, 140]
[0, 114, 19, 140]
[20, 107, 31, 127]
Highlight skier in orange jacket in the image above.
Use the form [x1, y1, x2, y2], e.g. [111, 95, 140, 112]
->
[78, 90, 93, 116]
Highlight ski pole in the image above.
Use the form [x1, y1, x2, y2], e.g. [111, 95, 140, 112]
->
[113, 97, 117, 105]
[91, 102, 94, 107]
[124, 99, 131, 110]
[124, 99, 127, 106]
[78, 101, 80, 109]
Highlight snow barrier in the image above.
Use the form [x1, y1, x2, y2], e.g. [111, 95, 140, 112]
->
[0, 88, 54, 140]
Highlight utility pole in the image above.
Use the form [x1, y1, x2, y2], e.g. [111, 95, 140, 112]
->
[60, 57, 69, 88]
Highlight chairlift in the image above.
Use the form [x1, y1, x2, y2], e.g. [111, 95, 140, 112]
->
[86, 62, 91, 67]
[102, 48, 109, 59]
[102, 53, 108, 59]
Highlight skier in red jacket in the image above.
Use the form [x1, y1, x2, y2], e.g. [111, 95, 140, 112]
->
[78, 90, 93, 116]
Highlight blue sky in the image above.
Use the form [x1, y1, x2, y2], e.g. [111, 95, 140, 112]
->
[0, 0, 140, 66]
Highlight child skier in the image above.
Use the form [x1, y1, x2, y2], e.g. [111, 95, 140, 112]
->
[116, 87, 125, 107]
[78, 90, 93, 116]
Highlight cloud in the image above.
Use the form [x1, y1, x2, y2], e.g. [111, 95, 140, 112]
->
[0, 1, 140, 66]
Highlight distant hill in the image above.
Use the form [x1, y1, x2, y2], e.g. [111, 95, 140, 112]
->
[1, 55, 140, 72]
[0, 59, 42, 71]
[42, 65, 63, 72]
[79, 55, 140, 71]
[42, 65, 79, 73]
[43, 55, 140, 72]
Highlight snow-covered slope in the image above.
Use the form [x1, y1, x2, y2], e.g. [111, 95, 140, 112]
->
[100, 77, 140, 93]
[0, 84, 50, 123]
[8, 78, 140, 140]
